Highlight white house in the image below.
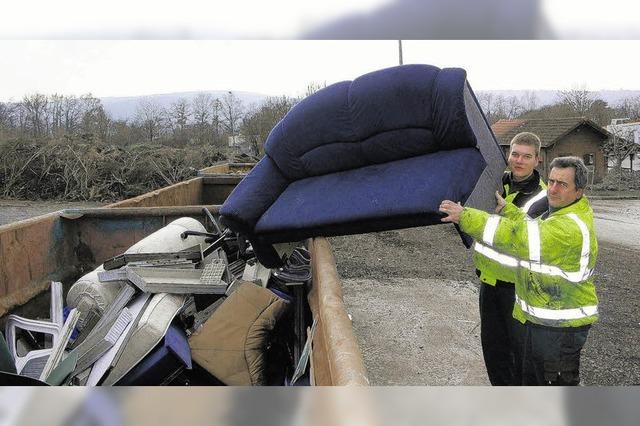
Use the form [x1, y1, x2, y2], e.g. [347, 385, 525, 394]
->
[606, 119, 640, 171]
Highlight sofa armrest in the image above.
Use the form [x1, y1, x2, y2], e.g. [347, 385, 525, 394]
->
[220, 156, 289, 235]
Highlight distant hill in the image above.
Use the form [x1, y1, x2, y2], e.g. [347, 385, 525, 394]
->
[475, 90, 640, 108]
[99, 89, 640, 121]
[100, 90, 269, 121]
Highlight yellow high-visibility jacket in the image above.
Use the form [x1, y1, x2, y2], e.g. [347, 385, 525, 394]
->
[460, 197, 598, 327]
[473, 171, 547, 286]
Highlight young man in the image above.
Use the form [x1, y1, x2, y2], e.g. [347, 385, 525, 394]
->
[474, 132, 548, 385]
[440, 157, 598, 385]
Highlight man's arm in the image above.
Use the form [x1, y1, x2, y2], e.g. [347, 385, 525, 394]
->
[440, 197, 529, 260]
[441, 200, 584, 270]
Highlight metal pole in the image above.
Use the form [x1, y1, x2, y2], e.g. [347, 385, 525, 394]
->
[398, 40, 403, 65]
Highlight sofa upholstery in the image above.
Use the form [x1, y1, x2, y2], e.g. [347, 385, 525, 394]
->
[220, 64, 506, 267]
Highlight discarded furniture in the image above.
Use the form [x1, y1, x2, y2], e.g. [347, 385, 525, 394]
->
[4, 281, 68, 378]
[39, 308, 79, 381]
[101, 293, 186, 385]
[115, 324, 192, 385]
[189, 281, 290, 385]
[220, 64, 506, 266]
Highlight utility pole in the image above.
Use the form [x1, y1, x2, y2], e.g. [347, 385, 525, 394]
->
[398, 40, 403, 65]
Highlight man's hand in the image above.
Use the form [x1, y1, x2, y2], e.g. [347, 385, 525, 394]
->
[439, 200, 463, 224]
[495, 191, 506, 214]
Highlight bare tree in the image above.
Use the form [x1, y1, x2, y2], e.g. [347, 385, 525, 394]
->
[520, 91, 538, 112]
[477, 92, 525, 124]
[604, 125, 638, 171]
[211, 98, 223, 144]
[63, 95, 83, 134]
[304, 81, 327, 97]
[221, 91, 244, 137]
[48, 94, 65, 135]
[0, 102, 13, 132]
[241, 96, 296, 155]
[22, 93, 49, 137]
[135, 98, 166, 142]
[617, 96, 640, 121]
[170, 98, 190, 133]
[557, 85, 595, 117]
[192, 93, 214, 129]
[79, 94, 111, 141]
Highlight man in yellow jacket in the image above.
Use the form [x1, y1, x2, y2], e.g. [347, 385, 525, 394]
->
[474, 132, 547, 385]
[440, 156, 598, 385]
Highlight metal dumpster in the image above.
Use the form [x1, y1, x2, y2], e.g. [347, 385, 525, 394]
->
[0, 163, 367, 386]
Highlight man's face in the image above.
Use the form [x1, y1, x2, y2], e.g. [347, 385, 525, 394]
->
[508, 143, 538, 180]
[547, 167, 583, 208]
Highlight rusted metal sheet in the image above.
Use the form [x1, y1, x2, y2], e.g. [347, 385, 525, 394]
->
[107, 177, 203, 208]
[0, 213, 76, 316]
[0, 208, 217, 317]
[198, 163, 255, 205]
[308, 237, 369, 386]
[197, 162, 255, 176]
[200, 176, 245, 205]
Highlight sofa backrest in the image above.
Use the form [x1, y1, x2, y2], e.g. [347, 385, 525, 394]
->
[264, 64, 478, 181]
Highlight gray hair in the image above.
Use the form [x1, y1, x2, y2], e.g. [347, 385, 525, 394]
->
[549, 156, 588, 189]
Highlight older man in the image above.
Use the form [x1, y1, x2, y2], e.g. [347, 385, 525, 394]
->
[440, 157, 598, 385]
[475, 132, 547, 385]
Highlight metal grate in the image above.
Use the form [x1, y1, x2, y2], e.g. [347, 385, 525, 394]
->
[200, 259, 226, 286]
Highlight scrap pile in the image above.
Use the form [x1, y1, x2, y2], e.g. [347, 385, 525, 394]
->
[0, 211, 314, 386]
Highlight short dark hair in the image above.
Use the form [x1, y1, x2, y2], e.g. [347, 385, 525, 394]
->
[549, 156, 588, 189]
[510, 132, 541, 156]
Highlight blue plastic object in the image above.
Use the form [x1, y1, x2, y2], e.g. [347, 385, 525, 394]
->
[115, 324, 191, 386]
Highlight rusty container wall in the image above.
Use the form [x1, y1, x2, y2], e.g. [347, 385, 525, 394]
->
[0, 163, 369, 385]
[198, 162, 255, 175]
[0, 214, 77, 316]
[107, 177, 204, 208]
[200, 176, 247, 205]
[197, 162, 254, 205]
[0, 207, 218, 318]
[61, 207, 218, 272]
[308, 237, 369, 386]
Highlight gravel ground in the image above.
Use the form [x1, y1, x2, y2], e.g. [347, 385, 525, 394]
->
[331, 199, 640, 386]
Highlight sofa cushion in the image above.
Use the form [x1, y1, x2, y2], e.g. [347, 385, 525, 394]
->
[254, 148, 484, 242]
[264, 64, 475, 180]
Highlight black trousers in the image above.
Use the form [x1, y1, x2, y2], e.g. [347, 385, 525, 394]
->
[513, 321, 590, 386]
[479, 281, 520, 385]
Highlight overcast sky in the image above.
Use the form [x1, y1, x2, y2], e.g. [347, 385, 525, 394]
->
[1, 1, 639, 39]
[1, 40, 639, 101]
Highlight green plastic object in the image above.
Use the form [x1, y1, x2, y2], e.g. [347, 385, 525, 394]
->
[0, 333, 17, 374]
[46, 351, 79, 386]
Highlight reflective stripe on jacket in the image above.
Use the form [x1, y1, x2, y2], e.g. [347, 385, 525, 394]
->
[460, 197, 598, 327]
[473, 171, 547, 286]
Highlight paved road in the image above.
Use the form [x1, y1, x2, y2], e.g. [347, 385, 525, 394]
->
[591, 199, 640, 250]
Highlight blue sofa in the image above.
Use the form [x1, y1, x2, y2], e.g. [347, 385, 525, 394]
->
[220, 64, 505, 267]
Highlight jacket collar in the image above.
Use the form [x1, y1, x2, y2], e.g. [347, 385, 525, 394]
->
[506, 169, 542, 195]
